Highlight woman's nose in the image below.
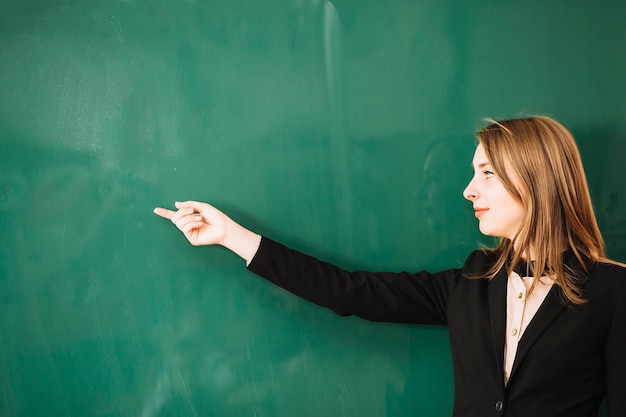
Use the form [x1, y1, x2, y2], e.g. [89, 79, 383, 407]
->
[463, 179, 478, 201]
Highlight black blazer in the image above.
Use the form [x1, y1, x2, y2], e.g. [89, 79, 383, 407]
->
[247, 237, 626, 417]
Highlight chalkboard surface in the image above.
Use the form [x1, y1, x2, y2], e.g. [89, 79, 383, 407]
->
[1, 1, 624, 416]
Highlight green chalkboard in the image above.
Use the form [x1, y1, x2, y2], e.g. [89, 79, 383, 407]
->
[1, 1, 624, 416]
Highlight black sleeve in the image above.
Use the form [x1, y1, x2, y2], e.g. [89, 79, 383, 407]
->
[605, 270, 626, 416]
[247, 236, 471, 325]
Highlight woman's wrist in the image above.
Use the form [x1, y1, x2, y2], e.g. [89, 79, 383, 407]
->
[221, 220, 262, 265]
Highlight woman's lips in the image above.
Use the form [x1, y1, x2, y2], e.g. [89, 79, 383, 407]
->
[474, 208, 488, 218]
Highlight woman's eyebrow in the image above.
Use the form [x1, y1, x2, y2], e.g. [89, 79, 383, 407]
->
[471, 161, 491, 169]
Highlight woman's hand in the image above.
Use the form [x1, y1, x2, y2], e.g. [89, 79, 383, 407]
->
[153, 201, 261, 264]
[154, 201, 229, 246]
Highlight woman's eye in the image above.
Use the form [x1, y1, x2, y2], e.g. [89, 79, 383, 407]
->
[483, 170, 494, 179]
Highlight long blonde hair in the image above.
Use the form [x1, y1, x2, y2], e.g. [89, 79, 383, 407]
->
[476, 116, 605, 305]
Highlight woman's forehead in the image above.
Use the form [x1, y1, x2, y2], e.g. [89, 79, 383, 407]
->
[471, 144, 491, 167]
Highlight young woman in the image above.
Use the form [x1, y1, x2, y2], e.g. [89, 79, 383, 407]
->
[154, 116, 625, 417]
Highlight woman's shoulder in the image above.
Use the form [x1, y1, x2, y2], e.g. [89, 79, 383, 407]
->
[592, 258, 626, 278]
[587, 259, 626, 300]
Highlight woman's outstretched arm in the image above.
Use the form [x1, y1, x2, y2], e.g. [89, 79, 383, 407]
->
[153, 200, 262, 264]
[154, 200, 461, 324]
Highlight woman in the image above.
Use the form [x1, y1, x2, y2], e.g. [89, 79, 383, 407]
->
[154, 116, 625, 417]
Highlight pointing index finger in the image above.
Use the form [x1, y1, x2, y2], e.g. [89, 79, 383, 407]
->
[153, 207, 175, 220]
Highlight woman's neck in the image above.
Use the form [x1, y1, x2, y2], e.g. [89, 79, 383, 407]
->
[513, 242, 536, 262]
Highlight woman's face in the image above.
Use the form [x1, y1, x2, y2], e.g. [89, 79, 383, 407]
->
[463, 144, 525, 240]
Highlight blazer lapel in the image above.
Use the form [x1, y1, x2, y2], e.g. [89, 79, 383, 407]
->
[508, 285, 567, 381]
[508, 251, 591, 383]
[488, 268, 508, 382]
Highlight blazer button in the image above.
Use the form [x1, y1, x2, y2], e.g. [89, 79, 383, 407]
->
[495, 400, 504, 412]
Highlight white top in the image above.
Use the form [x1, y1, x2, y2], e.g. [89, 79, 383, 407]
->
[504, 270, 555, 385]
